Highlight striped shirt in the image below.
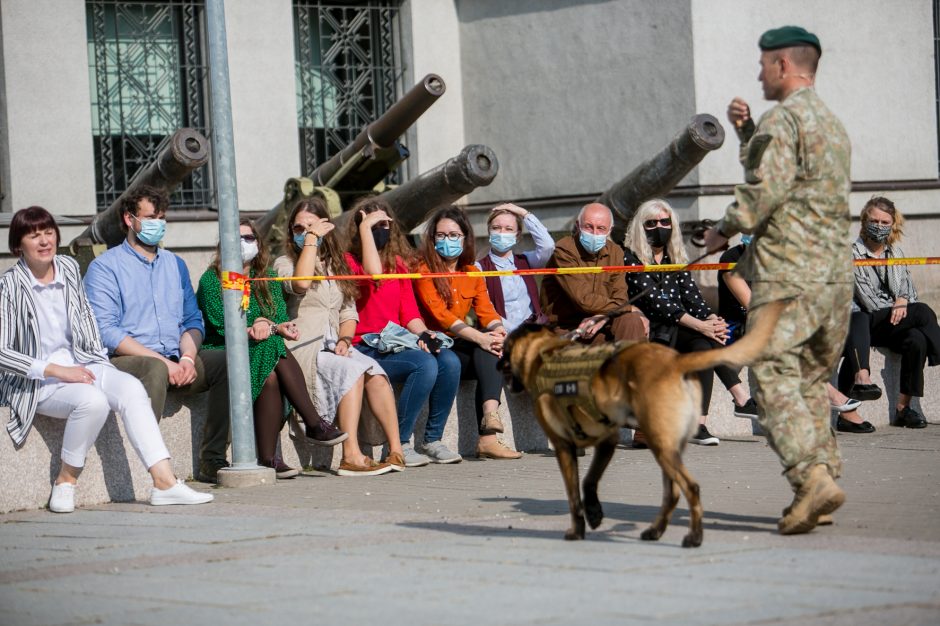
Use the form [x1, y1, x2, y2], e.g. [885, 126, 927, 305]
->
[852, 238, 917, 312]
[0, 256, 109, 445]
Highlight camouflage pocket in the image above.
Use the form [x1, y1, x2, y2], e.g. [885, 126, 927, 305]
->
[744, 134, 772, 183]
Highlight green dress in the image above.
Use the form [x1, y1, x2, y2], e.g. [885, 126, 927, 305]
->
[196, 267, 288, 401]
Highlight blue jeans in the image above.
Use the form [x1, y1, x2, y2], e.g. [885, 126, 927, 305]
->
[358, 346, 461, 444]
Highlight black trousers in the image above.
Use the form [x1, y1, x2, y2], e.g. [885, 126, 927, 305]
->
[657, 326, 742, 415]
[451, 338, 504, 433]
[839, 302, 940, 397]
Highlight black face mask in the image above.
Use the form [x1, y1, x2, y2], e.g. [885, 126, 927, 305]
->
[372, 227, 391, 251]
[645, 226, 672, 248]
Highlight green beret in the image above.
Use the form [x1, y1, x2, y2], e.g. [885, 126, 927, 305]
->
[759, 25, 821, 56]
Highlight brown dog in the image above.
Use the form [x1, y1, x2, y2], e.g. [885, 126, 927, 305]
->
[498, 301, 784, 547]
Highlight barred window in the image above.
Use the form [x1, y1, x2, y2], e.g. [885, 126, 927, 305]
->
[293, 1, 405, 179]
[86, 0, 214, 211]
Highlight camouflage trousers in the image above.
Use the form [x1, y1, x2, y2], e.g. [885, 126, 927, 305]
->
[748, 281, 852, 491]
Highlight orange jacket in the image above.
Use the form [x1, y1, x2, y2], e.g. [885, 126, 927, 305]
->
[414, 262, 501, 334]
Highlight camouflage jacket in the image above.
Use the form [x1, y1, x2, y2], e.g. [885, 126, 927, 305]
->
[717, 87, 853, 305]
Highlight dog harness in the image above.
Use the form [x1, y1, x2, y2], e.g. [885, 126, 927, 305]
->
[533, 341, 631, 441]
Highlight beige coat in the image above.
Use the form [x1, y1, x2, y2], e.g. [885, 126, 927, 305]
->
[273, 255, 358, 400]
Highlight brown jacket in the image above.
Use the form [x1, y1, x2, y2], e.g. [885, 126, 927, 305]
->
[540, 235, 631, 330]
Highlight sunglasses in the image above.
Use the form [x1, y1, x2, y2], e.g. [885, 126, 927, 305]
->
[643, 217, 672, 229]
[240, 234, 257, 243]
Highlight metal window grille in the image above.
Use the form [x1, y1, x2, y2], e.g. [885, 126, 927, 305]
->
[87, 0, 214, 211]
[293, 0, 405, 180]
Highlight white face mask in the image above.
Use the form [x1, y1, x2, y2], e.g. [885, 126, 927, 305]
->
[240, 239, 259, 263]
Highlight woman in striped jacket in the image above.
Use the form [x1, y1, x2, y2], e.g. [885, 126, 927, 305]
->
[0, 207, 213, 512]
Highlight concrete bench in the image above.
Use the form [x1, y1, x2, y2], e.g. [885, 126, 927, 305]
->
[2, 350, 935, 513]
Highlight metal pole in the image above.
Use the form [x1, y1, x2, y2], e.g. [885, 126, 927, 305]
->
[204, 0, 271, 483]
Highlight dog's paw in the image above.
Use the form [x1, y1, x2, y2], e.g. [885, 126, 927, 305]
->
[640, 527, 662, 542]
[585, 501, 604, 529]
[682, 531, 703, 548]
[564, 526, 585, 541]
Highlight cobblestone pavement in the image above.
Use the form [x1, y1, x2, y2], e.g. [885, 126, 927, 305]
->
[1, 428, 938, 625]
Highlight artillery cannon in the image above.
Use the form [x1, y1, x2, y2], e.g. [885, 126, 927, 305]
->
[596, 113, 725, 244]
[254, 74, 446, 245]
[382, 144, 498, 233]
[71, 128, 210, 251]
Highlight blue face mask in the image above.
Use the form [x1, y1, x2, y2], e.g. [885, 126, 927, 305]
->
[579, 230, 607, 254]
[293, 232, 306, 250]
[740, 234, 753, 246]
[435, 238, 463, 259]
[489, 232, 516, 253]
[132, 215, 166, 246]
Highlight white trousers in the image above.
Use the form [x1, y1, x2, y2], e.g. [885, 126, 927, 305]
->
[36, 363, 171, 470]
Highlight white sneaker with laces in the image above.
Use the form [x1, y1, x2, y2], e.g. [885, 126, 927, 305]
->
[49, 482, 75, 513]
[150, 479, 214, 506]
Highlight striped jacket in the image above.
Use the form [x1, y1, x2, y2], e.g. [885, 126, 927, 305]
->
[0, 256, 110, 446]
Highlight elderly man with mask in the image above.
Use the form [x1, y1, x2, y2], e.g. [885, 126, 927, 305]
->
[540, 202, 648, 342]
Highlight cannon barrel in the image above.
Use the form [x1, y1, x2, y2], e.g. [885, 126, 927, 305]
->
[73, 128, 210, 248]
[381, 144, 499, 232]
[596, 114, 725, 243]
[308, 73, 445, 190]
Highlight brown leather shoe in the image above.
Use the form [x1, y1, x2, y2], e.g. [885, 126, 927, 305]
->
[383, 451, 406, 472]
[778, 465, 845, 535]
[477, 438, 522, 460]
[337, 458, 394, 477]
[481, 410, 504, 433]
[631, 429, 648, 449]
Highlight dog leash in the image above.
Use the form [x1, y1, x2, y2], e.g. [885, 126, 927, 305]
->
[563, 220, 728, 341]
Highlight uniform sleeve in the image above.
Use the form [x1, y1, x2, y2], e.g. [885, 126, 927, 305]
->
[176, 256, 205, 337]
[522, 213, 555, 269]
[83, 257, 127, 353]
[719, 108, 799, 237]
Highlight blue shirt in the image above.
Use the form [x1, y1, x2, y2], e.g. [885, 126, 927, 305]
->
[84, 241, 204, 358]
[474, 213, 555, 333]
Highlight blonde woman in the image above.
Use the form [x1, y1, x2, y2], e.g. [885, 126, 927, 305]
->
[623, 199, 757, 446]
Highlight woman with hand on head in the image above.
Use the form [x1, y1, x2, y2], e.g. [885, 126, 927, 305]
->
[196, 219, 347, 478]
[344, 196, 461, 467]
[273, 196, 403, 476]
[624, 199, 757, 446]
[475, 203, 553, 333]
[415, 205, 522, 460]
[0, 206, 212, 512]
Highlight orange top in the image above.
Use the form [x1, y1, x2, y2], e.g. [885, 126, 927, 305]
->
[414, 262, 502, 335]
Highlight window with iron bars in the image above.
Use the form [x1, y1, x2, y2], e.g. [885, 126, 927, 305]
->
[293, 0, 405, 181]
[86, 0, 214, 212]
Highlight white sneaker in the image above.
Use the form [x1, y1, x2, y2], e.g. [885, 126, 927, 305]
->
[400, 444, 430, 467]
[49, 482, 75, 513]
[421, 440, 462, 464]
[150, 479, 214, 506]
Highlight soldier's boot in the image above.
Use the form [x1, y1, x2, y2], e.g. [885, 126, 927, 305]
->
[778, 464, 845, 535]
[481, 410, 504, 433]
[782, 507, 833, 526]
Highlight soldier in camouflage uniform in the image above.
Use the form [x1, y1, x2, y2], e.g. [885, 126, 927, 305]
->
[704, 26, 853, 535]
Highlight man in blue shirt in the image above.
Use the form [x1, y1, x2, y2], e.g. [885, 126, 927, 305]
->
[84, 186, 230, 482]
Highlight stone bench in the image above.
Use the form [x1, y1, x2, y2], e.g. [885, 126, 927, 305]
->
[2, 349, 935, 513]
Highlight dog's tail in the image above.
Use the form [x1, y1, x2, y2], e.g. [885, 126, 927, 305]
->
[675, 299, 788, 376]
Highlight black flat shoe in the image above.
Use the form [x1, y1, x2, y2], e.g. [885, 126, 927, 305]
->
[848, 383, 882, 402]
[836, 416, 876, 433]
[893, 406, 928, 429]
